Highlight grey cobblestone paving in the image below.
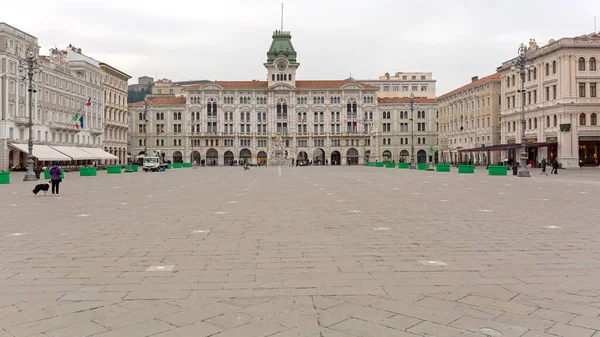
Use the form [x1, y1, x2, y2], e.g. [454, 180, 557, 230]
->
[1, 166, 600, 336]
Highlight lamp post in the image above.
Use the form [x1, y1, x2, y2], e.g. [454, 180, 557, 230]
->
[142, 99, 149, 156]
[511, 43, 535, 177]
[407, 92, 417, 169]
[18, 47, 41, 181]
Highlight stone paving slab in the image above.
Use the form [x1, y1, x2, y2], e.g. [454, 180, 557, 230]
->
[1, 166, 600, 336]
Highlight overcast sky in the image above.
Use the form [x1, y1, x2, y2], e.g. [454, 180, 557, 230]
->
[3, 0, 600, 94]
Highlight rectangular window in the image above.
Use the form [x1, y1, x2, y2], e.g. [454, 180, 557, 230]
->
[392, 86, 398, 91]
[411, 86, 418, 91]
[591, 83, 597, 97]
[402, 86, 408, 91]
[421, 86, 427, 91]
[579, 83, 586, 97]
[553, 85, 557, 99]
[383, 86, 389, 92]
[545, 87, 550, 101]
[534, 90, 537, 103]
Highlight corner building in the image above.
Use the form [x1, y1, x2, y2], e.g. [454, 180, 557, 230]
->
[131, 30, 381, 165]
[498, 34, 600, 168]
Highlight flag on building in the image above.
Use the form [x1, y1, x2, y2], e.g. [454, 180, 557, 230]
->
[72, 113, 80, 128]
[79, 115, 84, 129]
[352, 119, 356, 131]
[86, 97, 92, 106]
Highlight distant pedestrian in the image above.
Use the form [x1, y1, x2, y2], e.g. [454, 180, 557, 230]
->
[540, 158, 548, 176]
[49, 163, 62, 196]
[551, 160, 558, 174]
[192, 160, 197, 169]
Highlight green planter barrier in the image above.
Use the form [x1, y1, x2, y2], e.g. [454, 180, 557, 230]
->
[385, 162, 396, 168]
[488, 165, 508, 176]
[167, 164, 173, 169]
[79, 167, 97, 176]
[182, 163, 192, 168]
[374, 162, 384, 167]
[0, 172, 10, 184]
[417, 163, 429, 170]
[370, 162, 375, 167]
[365, 162, 371, 167]
[106, 166, 122, 174]
[436, 164, 451, 172]
[398, 163, 410, 169]
[125, 165, 138, 172]
[458, 165, 475, 174]
[44, 170, 64, 180]
[173, 163, 183, 168]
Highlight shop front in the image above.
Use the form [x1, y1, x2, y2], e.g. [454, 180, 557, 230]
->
[579, 136, 600, 166]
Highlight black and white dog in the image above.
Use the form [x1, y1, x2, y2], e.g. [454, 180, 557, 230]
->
[32, 181, 51, 196]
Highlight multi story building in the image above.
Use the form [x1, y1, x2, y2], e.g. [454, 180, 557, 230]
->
[377, 96, 438, 164]
[437, 74, 502, 164]
[151, 79, 211, 96]
[361, 72, 436, 99]
[100, 63, 131, 164]
[0, 23, 120, 171]
[498, 35, 600, 168]
[131, 29, 380, 166]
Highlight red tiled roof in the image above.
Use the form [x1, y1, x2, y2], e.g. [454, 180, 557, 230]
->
[438, 73, 501, 99]
[183, 80, 377, 90]
[130, 97, 186, 105]
[378, 97, 436, 104]
[296, 80, 377, 89]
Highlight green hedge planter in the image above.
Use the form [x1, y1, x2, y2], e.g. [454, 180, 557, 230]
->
[0, 172, 10, 184]
[125, 165, 138, 172]
[436, 164, 451, 172]
[107, 166, 122, 174]
[375, 162, 384, 167]
[398, 163, 410, 169]
[488, 165, 508, 176]
[458, 165, 475, 174]
[173, 163, 183, 168]
[79, 167, 97, 176]
[44, 170, 64, 180]
[365, 162, 371, 167]
[417, 163, 429, 170]
[385, 162, 396, 168]
[182, 163, 192, 168]
[166, 164, 172, 169]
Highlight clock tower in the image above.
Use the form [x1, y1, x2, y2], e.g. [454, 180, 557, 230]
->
[265, 30, 299, 88]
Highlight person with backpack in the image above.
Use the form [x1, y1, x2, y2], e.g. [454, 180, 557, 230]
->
[49, 163, 62, 196]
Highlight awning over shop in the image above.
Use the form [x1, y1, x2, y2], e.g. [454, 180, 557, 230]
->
[50, 146, 97, 160]
[458, 142, 558, 153]
[9, 143, 72, 161]
[79, 147, 118, 160]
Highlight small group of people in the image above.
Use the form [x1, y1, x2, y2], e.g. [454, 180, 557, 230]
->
[540, 158, 559, 175]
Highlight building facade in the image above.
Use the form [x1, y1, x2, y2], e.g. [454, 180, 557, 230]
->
[128, 76, 153, 92]
[151, 79, 211, 96]
[131, 30, 383, 166]
[437, 74, 502, 164]
[100, 63, 131, 164]
[377, 97, 438, 164]
[361, 72, 436, 99]
[0, 23, 124, 171]
[498, 35, 600, 168]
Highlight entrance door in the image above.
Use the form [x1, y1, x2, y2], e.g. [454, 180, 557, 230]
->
[331, 151, 340, 165]
[347, 148, 358, 165]
[224, 151, 234, 166]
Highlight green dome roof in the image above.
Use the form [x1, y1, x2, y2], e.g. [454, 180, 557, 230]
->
[266, 31, 297, 64]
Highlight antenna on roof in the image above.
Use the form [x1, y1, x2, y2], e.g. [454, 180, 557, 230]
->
[595, 16, 597, 33]
[281, 3, 284, 31]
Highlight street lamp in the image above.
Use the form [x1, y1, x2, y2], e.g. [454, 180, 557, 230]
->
[18, 47, 42, 181]
[406, 92, 417, 169]
[510, 43, 535, 177]
[141, 99, 149, 156]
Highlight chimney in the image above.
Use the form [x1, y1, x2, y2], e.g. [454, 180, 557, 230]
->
[471, 76, 479, 83]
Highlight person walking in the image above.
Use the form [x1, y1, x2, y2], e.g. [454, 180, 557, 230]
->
[540, 158, 548, 176]
[192, 160, 197, 169]
[49, 163, 62, 196]
[551, 159, 559, 175]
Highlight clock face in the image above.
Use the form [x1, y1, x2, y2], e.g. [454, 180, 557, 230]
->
[276, 60, 287, 71]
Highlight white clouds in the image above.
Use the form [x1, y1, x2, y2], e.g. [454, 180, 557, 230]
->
[2, 0, 599, 93]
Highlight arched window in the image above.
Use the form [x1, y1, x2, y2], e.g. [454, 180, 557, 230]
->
[276, 99, 287, 118]
[580, 113, 586, 125]
[196, 112, 200, 120]
[578, 57, 586, 71]
[534, 118, 537, 129]
[156, 112, 160, 120]
[283, 74, 287, 81]
[346, 98, 357, 115]
[319, 112, 324, 121]
[512, 75, 515, 86]
[528, 119, 531, 129]
[314, 112, 318, 121]
[507, 122, 511, 132]
[590, 57, 597, 71]
[289, 74, 292, 81]
[369, 112, 373, 119]
[418, 138, 421, 144]
[382, 111, 386, 119]
[552, 61, 557, 74]
[534, 68, 537, 79]
[545, 63, 550, 76]
[512, 121, 516, 131]
[160, 112, 164, 120]
[546, 116, 550, 127]
[178, 112, 182, 120]
[263, 112, 266, 121]
[553, 114, 557, 126]
[246, 112, 250, 121]
[240, 112, 244, 121]
[272, 74, 275, 81]
[591, 113, 597, 125]
[138, 112, 142, 120]
[507, 76, 510, 87]
[240, 97, 243, 104]
[336, 112, 339, 120]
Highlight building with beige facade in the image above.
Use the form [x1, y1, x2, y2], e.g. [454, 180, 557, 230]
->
[130, 30, 381, 166]
[498, 34, 600, 168]
[377, 96, 438, 164]
[360, 72, 436, 99]
[0, 23, 124, 171]
[437, 73, 502, 165]
[151, 78, 211, 97]
[100, 63, 131, 164]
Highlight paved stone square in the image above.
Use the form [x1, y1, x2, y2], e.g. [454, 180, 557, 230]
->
[1, 166, 600, 337]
